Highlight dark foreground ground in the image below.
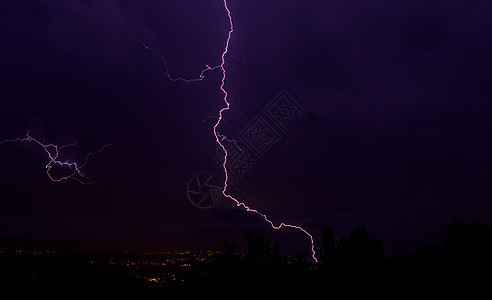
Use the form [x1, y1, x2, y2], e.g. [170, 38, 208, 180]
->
[1, 220, 491, 298]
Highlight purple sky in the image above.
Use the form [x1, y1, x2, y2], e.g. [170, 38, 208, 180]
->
[0, 0, 491, 257]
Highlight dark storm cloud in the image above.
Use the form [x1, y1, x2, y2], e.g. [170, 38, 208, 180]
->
[226, 0, 492, 249]
[1, 0, 128, 65]
[0, 0, 491, 255]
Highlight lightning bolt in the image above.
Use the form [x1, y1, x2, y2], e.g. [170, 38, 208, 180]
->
[0, 129, 112, 184]
[134, 0, 318, 262]
[214, 1, 318, 262]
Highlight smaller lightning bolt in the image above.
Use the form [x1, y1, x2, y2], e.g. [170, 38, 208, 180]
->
[0, 129, 112, 184]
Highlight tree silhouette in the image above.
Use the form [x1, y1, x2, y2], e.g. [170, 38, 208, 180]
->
[243, 231, 283, 266]
[445, 220, 492, 275]
[331, 227, 388, 288]
[320, 226, 335, 270]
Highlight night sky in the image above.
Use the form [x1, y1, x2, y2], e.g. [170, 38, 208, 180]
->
[0, 0, 491, 257]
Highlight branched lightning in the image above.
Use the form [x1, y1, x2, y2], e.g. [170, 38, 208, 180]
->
[131, 33, 221, 83]
[135, 0, 318, 261]
[0, 129, 112, 184]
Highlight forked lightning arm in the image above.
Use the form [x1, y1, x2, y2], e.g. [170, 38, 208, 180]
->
[131, 33, 221, 83]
